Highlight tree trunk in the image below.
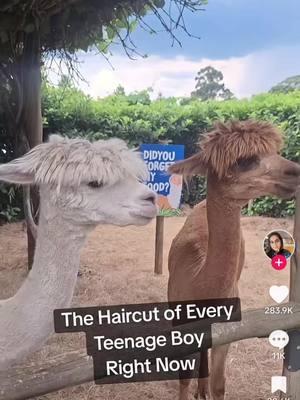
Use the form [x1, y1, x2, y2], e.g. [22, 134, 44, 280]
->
[20, 31, 42, 269]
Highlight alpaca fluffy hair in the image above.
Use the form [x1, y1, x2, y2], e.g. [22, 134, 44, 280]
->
[200, 120, 283, 178]
[169, 120, 283, 178]
[3, 135, 148, 189]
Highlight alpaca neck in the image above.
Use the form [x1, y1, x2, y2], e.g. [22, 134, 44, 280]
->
[204, 175, 242, 293]
[0, 200, 91, 370]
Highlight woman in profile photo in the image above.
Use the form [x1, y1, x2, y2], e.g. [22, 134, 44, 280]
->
[266, 231, 291, 259]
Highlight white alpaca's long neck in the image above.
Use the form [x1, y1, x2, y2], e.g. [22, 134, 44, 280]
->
[0, 202, 90, 370]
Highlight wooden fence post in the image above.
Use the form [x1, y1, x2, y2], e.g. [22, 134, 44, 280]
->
[247, 199, 253, 215]
[283, 189, 300, 399]
[154, 215, 164, 274]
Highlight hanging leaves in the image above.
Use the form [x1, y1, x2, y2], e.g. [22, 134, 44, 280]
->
[152, 0, 165, 8]
[0, 0, 206, 55]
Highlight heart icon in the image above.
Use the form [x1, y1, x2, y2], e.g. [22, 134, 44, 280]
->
[269, 285, 289, 304]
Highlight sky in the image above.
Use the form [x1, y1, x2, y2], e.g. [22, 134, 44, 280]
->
[65, 0, 300, 99]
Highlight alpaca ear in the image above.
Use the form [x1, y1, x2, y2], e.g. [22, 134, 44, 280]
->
[0, 161, 34, 185]
[168, 152, 207, 176]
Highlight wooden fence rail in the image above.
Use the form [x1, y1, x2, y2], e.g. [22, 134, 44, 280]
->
[1, 302, 300, 400]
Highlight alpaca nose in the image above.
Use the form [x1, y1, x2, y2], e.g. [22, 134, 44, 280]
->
[141, 191, 157, 205]
[284, 163, 300, 177]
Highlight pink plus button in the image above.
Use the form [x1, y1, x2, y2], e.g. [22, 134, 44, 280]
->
[271, 255, 287, 270]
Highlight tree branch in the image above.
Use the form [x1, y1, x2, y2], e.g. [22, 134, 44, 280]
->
[22, 186, 38, 240]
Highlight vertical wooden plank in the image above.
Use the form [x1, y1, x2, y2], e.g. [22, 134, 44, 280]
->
[289, 190, 300, 302]
[247, 199, 253, 215]
[154, 215, 164, 274]
[283, 189, 300, 399]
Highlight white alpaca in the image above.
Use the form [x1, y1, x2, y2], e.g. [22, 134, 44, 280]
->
[0, 135, 157, 370]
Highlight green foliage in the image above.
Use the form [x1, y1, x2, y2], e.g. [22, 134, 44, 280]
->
[0, 185, 21, 223]
[159, 209, 182, 217]
[246, 197, 295, 218]
[191, 66, 234, 101]
[0, 0, 208, 222]
[1, 81, 299, 220]
[108, 86, 152, 106]
[182, 176, 207, 206]
[270, 75, 300, 94]
[0, 86, 23, 223]
[0, 1, 151, 53]
[0, 0, 206, 58]
[40, 86, 300, 217]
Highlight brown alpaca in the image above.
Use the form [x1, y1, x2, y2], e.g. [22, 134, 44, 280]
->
[168, 120, 300, 400]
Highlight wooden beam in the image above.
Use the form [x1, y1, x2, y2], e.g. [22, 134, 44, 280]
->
[0, 352, 94, 400]
[154, 215, 164, 274]
[283, 189, 300, 399]
[1, 303, 300, 400]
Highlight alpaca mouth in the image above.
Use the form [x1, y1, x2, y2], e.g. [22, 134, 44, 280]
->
[275, 183, 297, 199]
[130, 205, 158, 220]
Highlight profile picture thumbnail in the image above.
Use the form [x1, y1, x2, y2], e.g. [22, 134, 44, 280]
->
[263, 230, 295, 260]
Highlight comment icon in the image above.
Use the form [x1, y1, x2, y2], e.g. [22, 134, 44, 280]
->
[269, 330, 289, 350]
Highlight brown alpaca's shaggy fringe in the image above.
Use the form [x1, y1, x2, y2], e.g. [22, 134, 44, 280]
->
[199, 120, 283, 178]
[168, 119, 283, 178]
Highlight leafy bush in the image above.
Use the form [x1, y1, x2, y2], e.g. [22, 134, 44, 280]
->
[1, 86, 299, 220]
[0, 99, 23, 223]
[247, 197, 295, 218]
[42, 87, 300, 217]
[0, 186, 21, 222]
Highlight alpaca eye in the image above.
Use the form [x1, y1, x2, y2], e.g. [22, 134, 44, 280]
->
[88, 181, 103, 189]
[236, 156, 259, 171]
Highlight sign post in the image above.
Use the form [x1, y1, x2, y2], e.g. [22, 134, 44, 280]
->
[141, 144, 184, 275]
[154, 216, 164, 274]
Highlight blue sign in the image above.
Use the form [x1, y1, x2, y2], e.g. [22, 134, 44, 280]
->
[140, 144, 185, 211]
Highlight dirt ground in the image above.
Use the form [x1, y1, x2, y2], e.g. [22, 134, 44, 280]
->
[0, 215, 294, 400]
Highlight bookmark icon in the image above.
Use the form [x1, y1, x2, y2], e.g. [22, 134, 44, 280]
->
[271, 376, 287, 394]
